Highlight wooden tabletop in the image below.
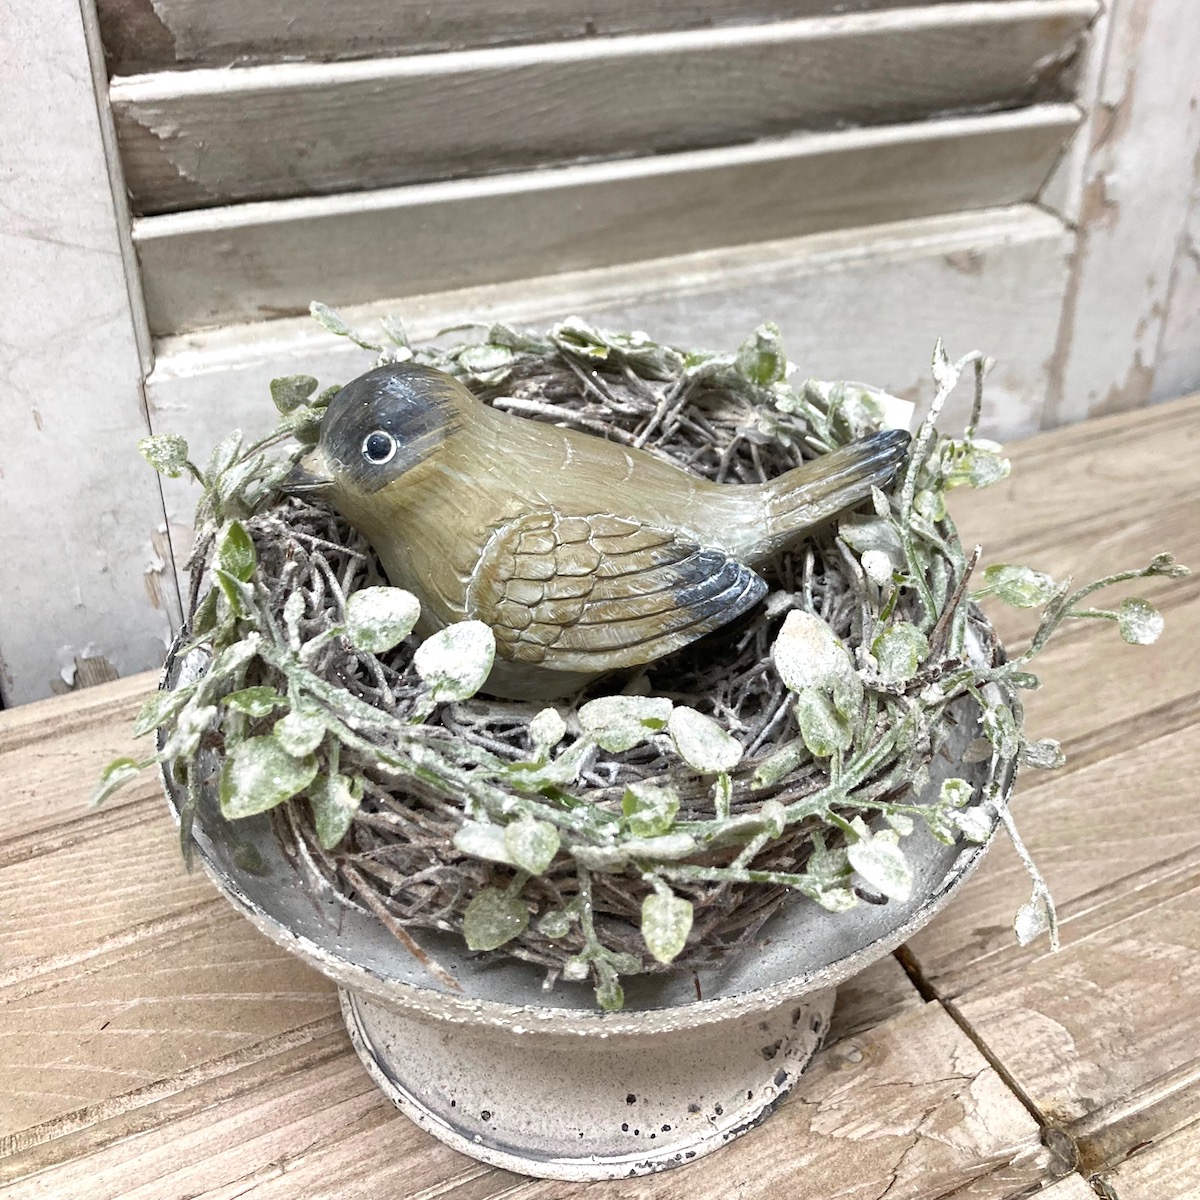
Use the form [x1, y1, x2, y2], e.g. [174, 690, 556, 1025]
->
[2, 396, 1198, 1200]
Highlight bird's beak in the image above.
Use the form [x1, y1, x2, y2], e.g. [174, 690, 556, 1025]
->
[283, 448, 335, 496]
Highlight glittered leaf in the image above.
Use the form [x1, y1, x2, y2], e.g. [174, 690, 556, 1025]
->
[309, 773, 362, 849]
[1117, 597, 1163, 645]
[983, 564, 1058, 608]
[216, 521, 256, 582]
[578, 695, 673, 753]
[458, 343, 516, 385]
[453, 822, 515, 865]
[641, 890, 694, 963]
[413, 621, 495, 703]
[793, 688, 853, 758]
[274, 709, 325, 757]
[773, 610, 858, 696]
[218, 736, 317, 818]
[138, 434, 190, 478]
[735, 322, 786, 386]
[667, 706, 743, 773]
[133, 687, 196, 736]
[529, 707, 567, 753]
[939, 778, 975, 809]
[221, 687, 283, 719]
[847, 837, 913, 901]
[463, 888, 529, 951]
[1014, 895, 1051, 946]
[504, 817, 560, 874]
[345, 586, 421, 654]
[952, 806, 993, 843]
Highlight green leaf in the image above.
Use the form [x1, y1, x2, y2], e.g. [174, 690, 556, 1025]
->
[138, 434, 190, 478]
[751, 739, 809, 787]
[810, 886, 858, 913]
[846, 837, 913, 901]
[982, 563, 1058, 608]
[667, 706, 743, 773]
[309, 773, 362, 849]
[537, 909, 573, 938]
[310, 301, 353, 337]
[133, 687, 195, 737]
[462, 888, 530, 951]
[1014, 894, 1051, 946]
[871, 622, 929, 684]
[578, 695, 673, 753]
[160, 701, 217, 760]
[412, 621, 496, 703]
[458, 343, 516, 385]
[595, 970, 625, 1012]
[345, 586, 421, 654]
[735, 322, 786, 386]
[453, 822, 516, 865]
[981, 703, 1020, 761]
[943, 439, 1011, 490]
[1117, 597, 1163, 645]
[503, 817, 560, 874]
[838, 514, 903, 565]
[217, 521, 256, 582]
[218, 736, 318, 818]
[641, 889, 694, 963]
[952, 806, 993, 843]
[221, 686, 283, 718]
[213, 567, 253, 617]
[773, 610, 859, 700]
[205, 431, 244, 484]
[274, 709, 325, 757]
[622, 781, 680, 837]
[190, 587, 220, 638]
[793, 688, 854, 758]
[90, 757, 143, 807]
[939, 778, 974, 809]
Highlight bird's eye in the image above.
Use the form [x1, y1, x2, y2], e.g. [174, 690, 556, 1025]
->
[362, 430, 397, 465]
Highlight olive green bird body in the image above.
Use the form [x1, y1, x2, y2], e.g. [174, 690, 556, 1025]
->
[290, 364, 909, 699]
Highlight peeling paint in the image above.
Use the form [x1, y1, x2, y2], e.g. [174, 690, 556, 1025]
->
[943, 249, 985, 277]
[1095, 350, 1155, 416]
[31, 407, 43, 431]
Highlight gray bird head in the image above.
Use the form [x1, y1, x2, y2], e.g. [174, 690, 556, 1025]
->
[285, 363, 468, 501]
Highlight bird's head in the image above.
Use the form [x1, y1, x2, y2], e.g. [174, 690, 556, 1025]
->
[284, 363, 470, 520]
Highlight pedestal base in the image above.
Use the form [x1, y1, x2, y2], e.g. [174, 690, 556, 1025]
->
[341, 984, 837, 1180]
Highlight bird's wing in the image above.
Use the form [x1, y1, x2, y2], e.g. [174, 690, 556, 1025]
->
[467, 511, 767, 670]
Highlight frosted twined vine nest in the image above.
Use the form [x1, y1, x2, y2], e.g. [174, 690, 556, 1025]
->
[96, 313, 1185, 1010]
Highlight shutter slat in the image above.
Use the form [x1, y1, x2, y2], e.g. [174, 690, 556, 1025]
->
[134, 105, 1080, 335]
[112, 2, 1095, 215]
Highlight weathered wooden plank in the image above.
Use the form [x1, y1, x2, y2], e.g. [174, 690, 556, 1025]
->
[1045, 0, 1200, 424]
[95, 0, 1026, 75]
[827, 955, 922, 1045]
[950, 862, 1200, 1170]
[1096, 1121, 1200, 1198]
[134, 108, 1078, 335]
[0, 0, 178, 708]
[112, 3, 1094, 215]
[1153, 175, 1200, 404]
[0, 906, 337, 1139]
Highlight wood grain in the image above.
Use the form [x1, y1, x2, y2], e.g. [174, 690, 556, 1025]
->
[95, 0, 1013, 75]
[133, 105, 1079, 334]
[1095, 1118, 1200, 1198]
[111, 3, 1094, 214]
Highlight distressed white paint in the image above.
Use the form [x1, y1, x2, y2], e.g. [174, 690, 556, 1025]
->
[0, 0, 179, 706]
[1153, 171, 1200, 403]
[1047, 0, 1200, 423]
[147, 204, 1073, 597]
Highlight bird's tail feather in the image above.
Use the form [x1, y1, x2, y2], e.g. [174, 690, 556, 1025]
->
[763, 428, 911, 550]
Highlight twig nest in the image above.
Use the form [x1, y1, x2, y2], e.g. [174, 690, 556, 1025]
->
[106, 316, 1186, 1010]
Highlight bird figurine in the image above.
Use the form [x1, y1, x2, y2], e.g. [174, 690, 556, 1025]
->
[286, 363, 910, 700]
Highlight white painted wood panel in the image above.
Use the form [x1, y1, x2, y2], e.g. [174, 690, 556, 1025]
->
[1046, 0, 1200, 423]
[110, 2, 1095, 214]
[93, 0, 1027, 75]
[146, 203, 1074, 601]
[0, 0, 179, 707]
[133, 106, 1079, 335]
[1153, 173, 1200, 403]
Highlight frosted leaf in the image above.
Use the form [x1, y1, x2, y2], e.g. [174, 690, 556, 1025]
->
[458, 343, 516, 385]
[269, 375, 318, 414]
[578, 695, 673, 753]
[562, 956, 590, 981]
[752, 740, 808, 787]
[138, 434, 189, 478]
[504, 817, 560, 874]
[940, 778, 975, 809]
[931, 339, 957, 393]
[462, 888, 529, 951]
[274, 709, 325, 757]
[216, 521, 256, 582]
[528, 707, 567, 753]
[667, 706, 743, 773]
[1021, 738, 1066, 769]
[861, 549, 894, 587]
[161, 702, 218, 760]
[872, 622, 929, 683]
[537, 909, 572, 939]
[983, 563, 1058, 608]
[792, 688, 853, 758]
[309, 773, 362, 849]
[811, 886, 858, 913]
[735, 322, 786, 386]
[452, 821, 515, 865]
[622, 781, 680, 837]
[641, 890, 694, 963]
[847, 837, 913, 901]
[1117, 597, 1163, 645]
[595, 972, 624, 1012]
[759, 799, 787, 838]
[91, 757, 142, 807]
[345, 587, 421, 654]
[1014, 895, 1051, 946]
[413, 621, 495, 702]
[885, 811, 914, 836]
[220, 687, 283, 719]
[218, 735, 318, 819]
[839, 514, 904, 566]
[621, 833, 697, 860]
[134, 687, 196, 736]
[773, 610, 858, 695]
[952, 806, 994, 843]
